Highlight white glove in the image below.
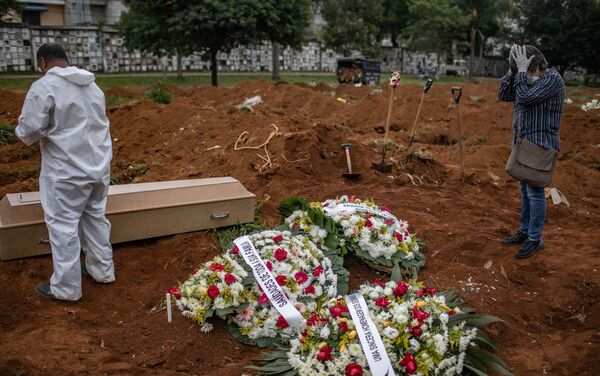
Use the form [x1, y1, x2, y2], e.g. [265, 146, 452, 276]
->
[390, 72, 401, 88]
[511, 45, 535, 73]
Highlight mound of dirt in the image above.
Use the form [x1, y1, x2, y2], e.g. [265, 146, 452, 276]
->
[1, 80, 600, 375]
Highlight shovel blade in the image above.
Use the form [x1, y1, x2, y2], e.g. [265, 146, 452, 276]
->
[371, 162, 393, 173]
[342, 173, 362, 179]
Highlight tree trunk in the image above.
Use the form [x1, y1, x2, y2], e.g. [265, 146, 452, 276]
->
[318, 41, 323, 71]
[176, 53, 183, 80]
[210, 49, 218, 87]
[469, 27, 476, 80]
[391, 33, 399, 48]
[474, 32, 484, 77]
[272, 41, 280, 81]
[399, 37, 404, 74]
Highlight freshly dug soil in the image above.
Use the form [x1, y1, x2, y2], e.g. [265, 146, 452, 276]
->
[1, 79, 599, 375]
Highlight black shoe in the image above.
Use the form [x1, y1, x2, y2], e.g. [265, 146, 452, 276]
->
[515, 239, 544, 259]
[501, 231, 528, 246]
[35, 283, 56, 300]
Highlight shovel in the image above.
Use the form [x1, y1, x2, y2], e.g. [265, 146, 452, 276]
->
[406, 79, 433, 151]
[451, 87, 465, 180]
[372, 72, 401, 173]
[341, 143, 361, 179]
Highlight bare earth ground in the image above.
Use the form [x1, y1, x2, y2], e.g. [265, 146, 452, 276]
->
[0, 79, 599, 375]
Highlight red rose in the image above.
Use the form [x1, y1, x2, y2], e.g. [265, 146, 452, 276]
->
[395, 231, 404, 242]
[316, 346, 333, 362]
[266, 260, 273, 271]
[258, 293, 269, 305]
[400, 353, 417, 375]
[209, 263, 225, 272]
[449, 309, 457, 316]
[191, 268, 199, 276]
[273, 234, 284, 243]
[330, 303, 348, 318]
[412, 306, 431, 322]
[375, 297, 390, 308]
[224, 273, 236, 285]
[207, 285, 220, 299]
[167, 286, 181, 299]
[307, 314, 319, 326]
[425, 286, 436, 296]
[276, 275, 287, 286]
[338, 321, 348, 333]
[393, 281, 409, 297]
[381, 205, 392, 213]
[373, 278, 386, 287]
[294, 271, 308, 284]
[313, 265, 324, 277]
[384, 217, 395, 225]
[364, 219, 373, 228]
[348, 195, 359, 201]
[274, 248, 287, 261]
[415, 290, 425, 297]
[276, 315, 289, 328]
[345, 363, 363, 376]
[330, 306, 343, 318]
[231, 245, 239, 254]
[304, 285, 316, 295]
[409, 325, 422, 337]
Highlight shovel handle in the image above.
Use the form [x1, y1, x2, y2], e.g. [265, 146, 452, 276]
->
[424, 79, 433, 94]
[451, 87, 462, 104]
[342, 144, 353, 174]
[382, 86, 395, 152]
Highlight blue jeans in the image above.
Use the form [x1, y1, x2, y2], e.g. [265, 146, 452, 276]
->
[518, 181, 546, 241]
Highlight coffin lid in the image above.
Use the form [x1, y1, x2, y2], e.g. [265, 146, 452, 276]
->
[0, 177, 255, 227]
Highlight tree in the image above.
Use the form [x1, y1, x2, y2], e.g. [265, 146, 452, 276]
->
[118, 0, 191, 78]
[321, 0, 384, 58]
[515, 0, 600, 76]
[405, 0, 468, 69]
[379, 0, 410, 48]
[170, 1, 267, 86]
[0, 0, 19, 18]
[257, 0, 313, 81]
[456, 0, 510, 78]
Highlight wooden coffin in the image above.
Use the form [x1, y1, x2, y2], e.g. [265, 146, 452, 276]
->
[0, 177, 256, 261]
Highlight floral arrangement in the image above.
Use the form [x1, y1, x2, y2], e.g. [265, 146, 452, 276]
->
[278, 195, 425, 271]
[251, 278, 511, 376]
[173, 230, 348, 347]
[581, 99, 600, 112]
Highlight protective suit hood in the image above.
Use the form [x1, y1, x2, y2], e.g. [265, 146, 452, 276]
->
[47, 66, 95, 86]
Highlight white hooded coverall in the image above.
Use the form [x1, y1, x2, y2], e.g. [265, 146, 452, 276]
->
[16, 66, 115, 301]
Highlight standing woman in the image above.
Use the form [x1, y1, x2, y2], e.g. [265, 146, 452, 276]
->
[498, 45, 565, 259]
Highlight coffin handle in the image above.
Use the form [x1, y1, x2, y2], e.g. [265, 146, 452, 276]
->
[210, 212, 230, 219]
[38, 238, 50, 245]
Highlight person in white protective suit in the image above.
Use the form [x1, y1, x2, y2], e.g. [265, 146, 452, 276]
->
[15, 43, 115, 301]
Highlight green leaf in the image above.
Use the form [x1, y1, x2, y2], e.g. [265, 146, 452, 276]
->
[391, 261, 402, 282]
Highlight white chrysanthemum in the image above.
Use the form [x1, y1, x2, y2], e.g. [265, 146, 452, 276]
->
[439, 313, 449, 324]
[320, 326, 331, 339]
[383, 326, 399, 339]
[409, 338, 421, 351]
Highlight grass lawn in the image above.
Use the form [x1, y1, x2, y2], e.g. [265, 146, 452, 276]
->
[0, 72, 477, 91]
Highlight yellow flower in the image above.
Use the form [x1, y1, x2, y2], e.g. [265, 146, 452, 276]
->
[339, 318, 348, 323]
[416, 300, 427, 308]
[348, 330, 357, 340]
[383, 321, 392, 327]
[340, 344, 347, 352]
[319, 342, 328, 349]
